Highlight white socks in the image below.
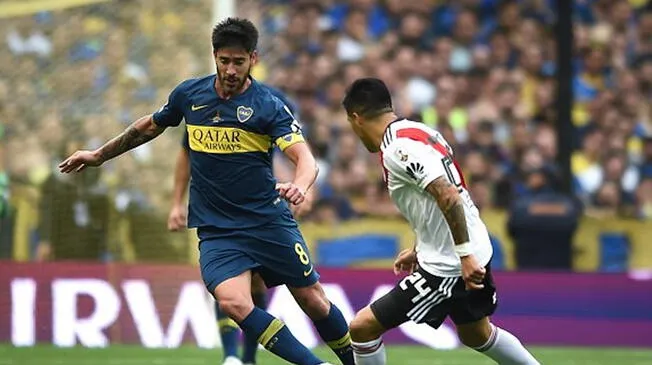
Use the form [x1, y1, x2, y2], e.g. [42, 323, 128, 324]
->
[473, 324, 540, 365]
[352, 338, 386, 365]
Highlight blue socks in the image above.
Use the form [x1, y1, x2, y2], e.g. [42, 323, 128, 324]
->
[242, 292, 267, 363]
[215, 301, 239, 359]
[312, 303, 354, 365]
[239, 307, 323, 365]
[216, 296, 351, 365]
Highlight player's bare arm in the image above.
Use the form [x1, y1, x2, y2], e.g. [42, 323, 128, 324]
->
[168, 147, 190, 231]
[98, 115, 165, 162]
[425, 176, 486, 290]
[59, 115, 165, 173]
[276, 142, 319, 205]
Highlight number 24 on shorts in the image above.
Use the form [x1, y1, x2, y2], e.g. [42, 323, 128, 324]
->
[400, 272, 432, 303]
[294, 243, 313, 276]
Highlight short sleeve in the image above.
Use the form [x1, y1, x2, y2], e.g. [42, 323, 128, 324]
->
[152, 83, 185, 127]
[181, 130, 190, 150]
[266, 96, 305, 151]
[383, 139, 447, 190]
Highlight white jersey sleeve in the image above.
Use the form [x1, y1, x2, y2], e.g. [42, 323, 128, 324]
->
[382, 138, 447, 191]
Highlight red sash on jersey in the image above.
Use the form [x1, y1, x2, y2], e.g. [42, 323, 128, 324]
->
[396, 128, 467, 189]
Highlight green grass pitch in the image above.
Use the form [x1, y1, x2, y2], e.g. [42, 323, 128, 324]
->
[2, 345, 652, 365]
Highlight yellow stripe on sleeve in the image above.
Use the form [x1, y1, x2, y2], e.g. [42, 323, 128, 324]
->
[275, 132, 305, 151]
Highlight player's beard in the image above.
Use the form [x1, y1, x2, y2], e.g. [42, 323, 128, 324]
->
[217, 65, 251, 95]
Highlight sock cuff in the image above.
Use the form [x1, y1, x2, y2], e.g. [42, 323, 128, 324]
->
[326, 331, 351, 350]
[473, 324, 498, 352]
[217, 317, 239, 330]
[258, 318, 285, 348]
[352, 338, 383, 354]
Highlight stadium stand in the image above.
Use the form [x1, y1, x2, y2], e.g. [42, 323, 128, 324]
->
[1, 0, 651, 271]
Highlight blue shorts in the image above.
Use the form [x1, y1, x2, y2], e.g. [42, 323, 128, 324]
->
[198, 220, 320, 294]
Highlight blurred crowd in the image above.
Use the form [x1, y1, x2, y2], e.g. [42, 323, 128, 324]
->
[1, 0, 652, 263]
[260, 0, 652, 222]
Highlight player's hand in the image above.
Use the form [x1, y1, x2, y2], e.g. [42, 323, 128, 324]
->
[276, 182, 305, 205]
[393, 248, 418, 275]
[59, 150, 103, 173]
[290, 188, 314, 218]
[167, 204, 187, 231]
[461, 254, 486, 290]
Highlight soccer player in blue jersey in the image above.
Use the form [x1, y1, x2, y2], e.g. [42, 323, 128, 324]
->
[60, 18, 352, 365]
[167, 86, 311, 365]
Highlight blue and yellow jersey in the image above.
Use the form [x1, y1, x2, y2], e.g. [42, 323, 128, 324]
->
[181, 83, 298, 151]
[153, 75, 304, 229]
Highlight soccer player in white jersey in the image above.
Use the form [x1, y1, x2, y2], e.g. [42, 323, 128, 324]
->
[342, 78, 540, 365]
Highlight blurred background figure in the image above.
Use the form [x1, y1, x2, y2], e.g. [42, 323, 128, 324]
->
[507, 167, 582, 270]
[36, 141, 110, 261]
[0, 0, 650, 272]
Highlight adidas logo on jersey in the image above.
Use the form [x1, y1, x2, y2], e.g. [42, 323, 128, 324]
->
[406, 162, 424, 180]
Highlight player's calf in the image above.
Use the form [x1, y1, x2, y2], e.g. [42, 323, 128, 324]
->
[289, 282, 331, 319]
[459, 317, 540, 365]
[290, 283, 355, 365]
[349, 306, 385, 342]
[456, 317, 493, 348]
[214, 273, 324, 365]
[349, 306, 388, 365]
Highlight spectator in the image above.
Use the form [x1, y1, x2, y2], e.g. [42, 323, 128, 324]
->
[507, 168, 582, 270]
[36, 142, 110, 261]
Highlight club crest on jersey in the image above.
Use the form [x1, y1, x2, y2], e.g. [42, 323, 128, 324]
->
[236, 106, 254, 123]
[397, 149, 409, 162]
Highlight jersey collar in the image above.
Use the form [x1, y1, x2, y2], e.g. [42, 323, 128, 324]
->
[380, 117, 405, 152]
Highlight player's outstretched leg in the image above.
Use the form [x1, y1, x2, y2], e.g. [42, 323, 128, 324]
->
[349, 306, 388, 365]
[214, 301, 242, 365]
[290, 283, 355, 365]
[242, 275, 268, 365]
[458, 317, 540, 364]
[216, 272, 326, 365]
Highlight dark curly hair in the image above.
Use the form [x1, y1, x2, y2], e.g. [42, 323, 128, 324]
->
[211, 17, 258, 53]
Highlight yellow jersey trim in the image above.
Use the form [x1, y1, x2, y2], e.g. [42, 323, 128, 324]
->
[275, 132, 305, 151]
[187, 125, 271, 154]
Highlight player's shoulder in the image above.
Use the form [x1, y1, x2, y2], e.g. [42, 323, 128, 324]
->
[173, 74, 214, 95]
[252, 80, 285, 105]
[381, 119, 449, 167]
[262, 83, 296, 112]
[382, 119, 440, 152]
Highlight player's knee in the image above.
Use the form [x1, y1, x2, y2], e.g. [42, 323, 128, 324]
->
[291, 284, 330, 319]
[349, 307, 384, 342]
[457, 318, 492, 348]
[217, 296, 254, 323]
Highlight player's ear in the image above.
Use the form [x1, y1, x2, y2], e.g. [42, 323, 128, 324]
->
[250, 50, 258, 66]
[352, 112, 364, 127]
